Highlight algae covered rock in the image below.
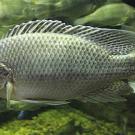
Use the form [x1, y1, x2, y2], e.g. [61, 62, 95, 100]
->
[0, 0, 25, 19]
[0, 0, 106, 37]
[74, 3, 135, 26]
[25, 0, 105, 19]
[106, 0, 122, 3]
[0, 0, 134, 37]
[0, 106, 134, 135]
[0, 0, 105, 23]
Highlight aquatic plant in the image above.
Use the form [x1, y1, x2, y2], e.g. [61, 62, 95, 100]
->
[0, 106, 135, 135]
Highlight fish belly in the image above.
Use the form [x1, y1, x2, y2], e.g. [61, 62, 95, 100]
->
[13, 79, 107, 101]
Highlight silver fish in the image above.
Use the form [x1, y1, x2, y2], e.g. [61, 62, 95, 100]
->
[0, 19, 134, 106]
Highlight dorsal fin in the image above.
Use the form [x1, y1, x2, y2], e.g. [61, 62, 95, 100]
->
[3, 19, 98, 38]
[3, 19, 135, 55]
[3, 20, 71, 38]
[87, 28, 135, 55]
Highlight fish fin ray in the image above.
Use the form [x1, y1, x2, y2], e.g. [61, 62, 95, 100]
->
[84, 28, 135, 55]
[3, 20, 135, 55]
[3, 20, 69, 38]
[1, 19, 101, 39]
[20, 99, 70, 105]
[3, 19, 95, 38]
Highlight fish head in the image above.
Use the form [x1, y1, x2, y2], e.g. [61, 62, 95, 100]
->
[0, 63, 13, 99]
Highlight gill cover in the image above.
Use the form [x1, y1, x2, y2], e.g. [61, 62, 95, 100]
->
[0, 62, 14, 108]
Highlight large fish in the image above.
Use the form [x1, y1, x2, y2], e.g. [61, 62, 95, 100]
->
[0, 19, 135, 107]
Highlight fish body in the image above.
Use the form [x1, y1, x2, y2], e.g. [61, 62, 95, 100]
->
[0, 20, 135, 105]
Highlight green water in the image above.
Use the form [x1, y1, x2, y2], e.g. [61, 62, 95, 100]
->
[0, 0, 135, 135]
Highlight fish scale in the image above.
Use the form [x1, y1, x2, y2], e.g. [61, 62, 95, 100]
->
[0, 20, 134, 105]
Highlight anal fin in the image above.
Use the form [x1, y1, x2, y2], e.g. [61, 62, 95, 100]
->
[80, 81, 133, 103]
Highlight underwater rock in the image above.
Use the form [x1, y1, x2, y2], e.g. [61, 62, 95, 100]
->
[74, 3, 135, 27]
[124, 19, 135, 31]
[26, 0, 93, 19]
[106, 0, 122, 3]
[0, 106, 135, 135]
[0, 0, 107, 37]
[23, 0, 106, 19]
[0, 0, 106, 22]
[0, 0, 25, 19]
[123, 0, 135, 7]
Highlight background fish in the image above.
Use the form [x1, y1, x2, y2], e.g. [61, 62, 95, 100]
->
[0, 19, 135, 105]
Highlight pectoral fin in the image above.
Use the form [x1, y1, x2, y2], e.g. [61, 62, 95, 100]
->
[6, 81, 14, 108]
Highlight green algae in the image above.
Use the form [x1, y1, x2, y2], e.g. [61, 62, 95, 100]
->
[0, 106, 134, 135]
